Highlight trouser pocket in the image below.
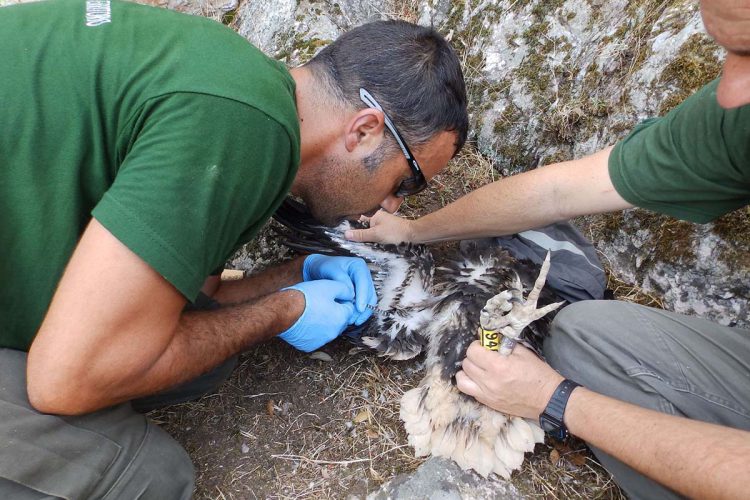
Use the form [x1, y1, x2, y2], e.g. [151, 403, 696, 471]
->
[0, 400, 121, 500]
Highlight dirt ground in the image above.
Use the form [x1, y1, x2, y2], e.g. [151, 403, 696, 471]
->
[149, 148, 629, 499]
[150, 340, 419, 499]
[150, 339, 624, 500]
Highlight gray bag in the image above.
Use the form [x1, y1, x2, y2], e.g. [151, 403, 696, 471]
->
[493, 221, 607, 303]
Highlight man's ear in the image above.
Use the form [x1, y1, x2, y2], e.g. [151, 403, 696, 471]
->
[344, 108, 386, 153]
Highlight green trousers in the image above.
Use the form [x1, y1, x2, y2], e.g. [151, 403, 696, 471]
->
[0, 291, 234, 499]
[544, 301, 750, 499]
[0, 348, 236, 499]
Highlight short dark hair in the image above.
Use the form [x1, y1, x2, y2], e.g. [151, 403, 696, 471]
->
[306, 20, 468, 157]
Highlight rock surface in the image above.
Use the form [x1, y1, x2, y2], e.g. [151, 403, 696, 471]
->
[230, 0, 749, 327]
[412, 0, 747, 327]
[3, 0, 745, 320]
[4, 0, 747, 496]
[235, 0, 388, 63]
[367, 457, 524, 500]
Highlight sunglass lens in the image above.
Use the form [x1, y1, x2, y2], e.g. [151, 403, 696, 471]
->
[395, 176, 428, 198]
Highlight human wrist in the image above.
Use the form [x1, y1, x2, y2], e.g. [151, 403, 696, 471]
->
[410, 216, 460, 244]
[277, 288, 305, 334]
[561, 386, 590, 437]
[539, 379, 581, 440]
[292, 256, 306, 282]
[407, 217, 424, 243]
[536, 372, 566, 417]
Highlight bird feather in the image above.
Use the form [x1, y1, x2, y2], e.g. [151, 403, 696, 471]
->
[274, 199, 564, 479]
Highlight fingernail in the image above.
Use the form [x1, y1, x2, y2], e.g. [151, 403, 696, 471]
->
[344, 230, 353, 239]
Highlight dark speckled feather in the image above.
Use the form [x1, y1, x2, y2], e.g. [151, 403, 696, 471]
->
[273, 199, 564, 478]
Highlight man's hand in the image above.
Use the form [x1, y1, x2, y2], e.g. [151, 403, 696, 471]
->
[302, 254, 376, 325]
[278, 280, 358, 352]
[456, 341, 564, 419]
[344, 210, 415, 244]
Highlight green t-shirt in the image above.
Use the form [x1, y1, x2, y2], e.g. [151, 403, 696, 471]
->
[0, 0, 300, 351]
[609, 79, 750, 223]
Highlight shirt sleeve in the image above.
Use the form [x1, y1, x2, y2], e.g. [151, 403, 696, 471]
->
[608, 79, 750, 223]
[92, 92, 297, 300]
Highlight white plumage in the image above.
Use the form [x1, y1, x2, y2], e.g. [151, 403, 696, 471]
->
[274, 200, 564, 479]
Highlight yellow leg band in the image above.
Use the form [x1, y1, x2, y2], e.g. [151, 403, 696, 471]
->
[479, 327, 500, 351]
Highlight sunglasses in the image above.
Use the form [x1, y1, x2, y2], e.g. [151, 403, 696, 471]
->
[359, 88, 428, 198]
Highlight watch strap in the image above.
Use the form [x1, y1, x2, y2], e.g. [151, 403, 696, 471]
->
[540, 379, 580, 440]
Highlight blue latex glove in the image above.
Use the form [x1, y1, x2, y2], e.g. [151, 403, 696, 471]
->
[302, 254, 377, 325]
[279, 279, 358, 352]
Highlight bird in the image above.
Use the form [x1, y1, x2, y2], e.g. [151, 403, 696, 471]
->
[273, 199, 565, 479]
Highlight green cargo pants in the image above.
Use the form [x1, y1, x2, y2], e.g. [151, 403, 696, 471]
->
[544, 300, 750, 499]
[0, 348, 237, 499]
[0, 291, 237, 499]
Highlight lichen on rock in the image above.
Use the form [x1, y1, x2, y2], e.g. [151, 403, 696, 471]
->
[4, 0, 744, 326]
[223, 0, 748, 327]
[410, 0, 747, 327]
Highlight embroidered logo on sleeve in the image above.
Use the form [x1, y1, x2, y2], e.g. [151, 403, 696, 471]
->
[86, 0, 111, 27]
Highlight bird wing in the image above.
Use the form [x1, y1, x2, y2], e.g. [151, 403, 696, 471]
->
[273, 198, 436, 359]
[274, 203, 566, 477]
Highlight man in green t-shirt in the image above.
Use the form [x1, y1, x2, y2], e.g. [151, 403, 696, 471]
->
[0, 0, 468, 497]
[347, 0, 750, 497]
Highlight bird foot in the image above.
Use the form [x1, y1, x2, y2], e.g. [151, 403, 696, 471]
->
[479, 251, 564, 343]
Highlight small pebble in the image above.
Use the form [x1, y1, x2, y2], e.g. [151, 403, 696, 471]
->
[309, 351, 333, 362]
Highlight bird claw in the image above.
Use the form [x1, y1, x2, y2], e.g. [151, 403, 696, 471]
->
[480, 251, 564, 343]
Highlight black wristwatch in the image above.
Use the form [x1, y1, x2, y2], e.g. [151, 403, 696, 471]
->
[539, 379, 580, 440]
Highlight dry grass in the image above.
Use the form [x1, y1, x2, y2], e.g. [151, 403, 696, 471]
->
[149, 141, 642, 499]
[153, 327, 626, 500]
[606, 271, 666, 309]
[400, 143, 499, 217]
[138, 0, 655, 496]
[519, 439, 626, 499]
[382, 0, 421, 23]
[151, 339, 426, 499]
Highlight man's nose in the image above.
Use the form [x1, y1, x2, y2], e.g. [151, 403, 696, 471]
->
[380, 194, 403, 214]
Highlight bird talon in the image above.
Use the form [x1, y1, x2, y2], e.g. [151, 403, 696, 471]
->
[480, 252, 558, 341]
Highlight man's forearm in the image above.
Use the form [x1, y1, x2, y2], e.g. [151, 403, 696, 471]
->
[213, 256, 305, 304]
[408, 146, 624, 243]
[566, 388, 750, 498]
[409, 171, 557, 243]
[28, 220, 311, 416]
[72, 289, 304, 412]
